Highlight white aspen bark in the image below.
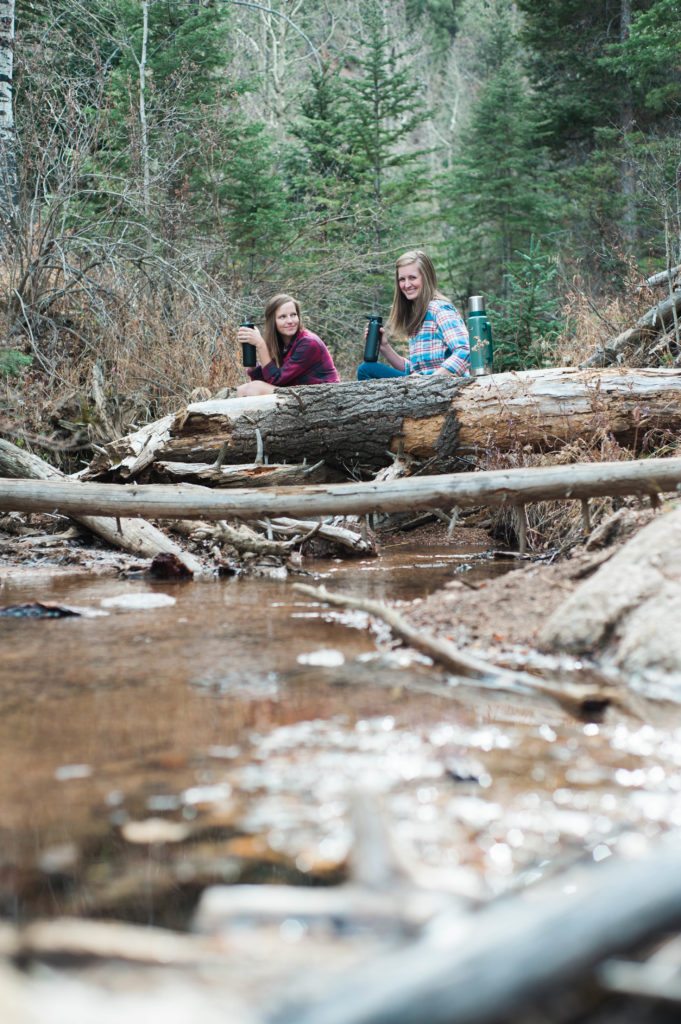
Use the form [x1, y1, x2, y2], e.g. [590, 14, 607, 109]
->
[0, 0, 17, 247]
[139, 0, 150, 220]
[3, 457, 681, 522]
[619, 0, 637, 246]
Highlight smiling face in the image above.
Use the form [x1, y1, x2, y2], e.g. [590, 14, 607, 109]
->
[274, 300, 300, 340]
[397, 262, 424, 302]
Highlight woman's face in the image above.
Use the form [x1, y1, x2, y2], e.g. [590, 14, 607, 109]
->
[397, 262, 424, 301]
[275, 301, 300, 339]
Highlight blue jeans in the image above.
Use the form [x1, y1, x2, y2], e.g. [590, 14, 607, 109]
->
[356, 361, 410, 381]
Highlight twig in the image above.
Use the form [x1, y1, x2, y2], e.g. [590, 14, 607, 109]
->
[292, 583, 634, 719]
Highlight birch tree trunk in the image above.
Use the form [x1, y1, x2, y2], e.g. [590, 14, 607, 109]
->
[138, 0, 150, 222]
[0, 0, 17, 249]
[619, 0, 637, 247]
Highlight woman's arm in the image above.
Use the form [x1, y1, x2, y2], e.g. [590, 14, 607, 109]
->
[435, 306, 470, 377]
[236, 324, 270, 374]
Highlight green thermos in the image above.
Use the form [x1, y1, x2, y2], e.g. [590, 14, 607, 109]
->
[467, 295, 494, 376]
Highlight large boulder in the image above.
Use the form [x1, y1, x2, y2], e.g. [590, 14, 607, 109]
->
[538, 505, 681, 696]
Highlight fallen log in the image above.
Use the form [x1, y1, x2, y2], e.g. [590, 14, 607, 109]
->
[0, 440, 205, 575]
[152, 458, 330, 487]
[2, 456, 681, 522]
[87, 367, 681, 475]
[582, 292, 681, 368]
[643, 263, 681, 289]
[270, 832, 681, 1024]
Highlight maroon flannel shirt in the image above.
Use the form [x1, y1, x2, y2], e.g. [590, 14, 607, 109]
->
[247, 328, 340, 386]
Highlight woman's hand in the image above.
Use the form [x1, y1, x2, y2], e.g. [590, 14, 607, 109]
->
[237, 324, 268, 363]
[237, 324, 264, 346]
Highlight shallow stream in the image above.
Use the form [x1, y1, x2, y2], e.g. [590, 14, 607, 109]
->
[2, 533, 681, 941]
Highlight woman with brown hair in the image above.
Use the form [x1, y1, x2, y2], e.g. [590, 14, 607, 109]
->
[356, 250, 470, 380]
[236, 293, 340, 396]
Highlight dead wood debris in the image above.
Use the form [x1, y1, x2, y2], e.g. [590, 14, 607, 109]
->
[582, 281, 681, 368]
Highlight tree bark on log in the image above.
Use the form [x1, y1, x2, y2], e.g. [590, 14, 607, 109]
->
[2, 456, 681, 522]
[0, 440, 205, 574]
[87, 368, 681, 477]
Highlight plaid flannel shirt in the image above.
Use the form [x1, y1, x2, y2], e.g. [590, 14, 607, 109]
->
[247, 328, 340, 386]
[404, 299, 470, 377]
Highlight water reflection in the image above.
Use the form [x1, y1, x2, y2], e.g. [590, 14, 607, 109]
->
[2, 538, 681, 930]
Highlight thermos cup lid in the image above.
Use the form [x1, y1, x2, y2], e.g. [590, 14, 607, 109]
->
[468, 295, 485, 313]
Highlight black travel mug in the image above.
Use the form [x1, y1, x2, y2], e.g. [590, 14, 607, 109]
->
[240, 322, 257, 368]
[364, 315, 383, 362]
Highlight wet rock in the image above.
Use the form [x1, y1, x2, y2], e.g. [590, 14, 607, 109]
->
[538, 506, 681, 690]
[149, 552, 194, 579]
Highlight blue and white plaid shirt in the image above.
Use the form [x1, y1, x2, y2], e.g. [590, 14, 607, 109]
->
[404, 299, 470, 377]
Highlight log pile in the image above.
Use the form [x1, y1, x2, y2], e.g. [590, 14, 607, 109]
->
[5, 365, 681, 573]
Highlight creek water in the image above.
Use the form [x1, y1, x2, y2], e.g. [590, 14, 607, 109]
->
[2, 534, 681, 939]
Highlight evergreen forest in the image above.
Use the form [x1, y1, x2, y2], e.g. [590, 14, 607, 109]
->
[1, 0, 680, 452]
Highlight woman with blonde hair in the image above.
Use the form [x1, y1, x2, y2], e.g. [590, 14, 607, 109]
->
[356, 250, 469, 380]
[236, 293, 340, 396]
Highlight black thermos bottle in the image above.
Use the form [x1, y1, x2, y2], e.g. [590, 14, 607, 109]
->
[364, 315, 383, 362]
[240, 322, 257, 368]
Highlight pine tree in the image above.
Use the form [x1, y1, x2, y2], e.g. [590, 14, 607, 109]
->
[341, 0, 430, 254]
[443, 0, 554, 296]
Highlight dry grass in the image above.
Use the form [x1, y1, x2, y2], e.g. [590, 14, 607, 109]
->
[1, 269, 245, 470]
[481, 436, 639, 555]
[554, 267, 658, 368]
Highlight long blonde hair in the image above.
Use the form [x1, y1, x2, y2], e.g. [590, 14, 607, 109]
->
[262, 293, 303, 366]
[387, 250, 447, 339]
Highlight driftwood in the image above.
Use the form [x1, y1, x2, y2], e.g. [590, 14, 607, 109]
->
[167, 515, 374, 557]
[152, 458, 330, 487]
[0, 439, 205, 575]
[87, 368, 681, 475]
[270, 832, 681, 1024]
[582, 292, 681, 368]
[208, 519, 321, 556]
[2, 456, 681, 523]
[259, 517, 376, 555]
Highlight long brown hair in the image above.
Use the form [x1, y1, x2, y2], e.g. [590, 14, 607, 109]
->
[262, 293, 303, 366]
[387, 250, 447, 339]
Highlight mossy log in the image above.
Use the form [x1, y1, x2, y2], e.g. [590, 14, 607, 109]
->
[88, 367, 681, 479]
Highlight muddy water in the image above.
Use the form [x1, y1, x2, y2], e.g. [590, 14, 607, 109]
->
[2, 536, 681, 936]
